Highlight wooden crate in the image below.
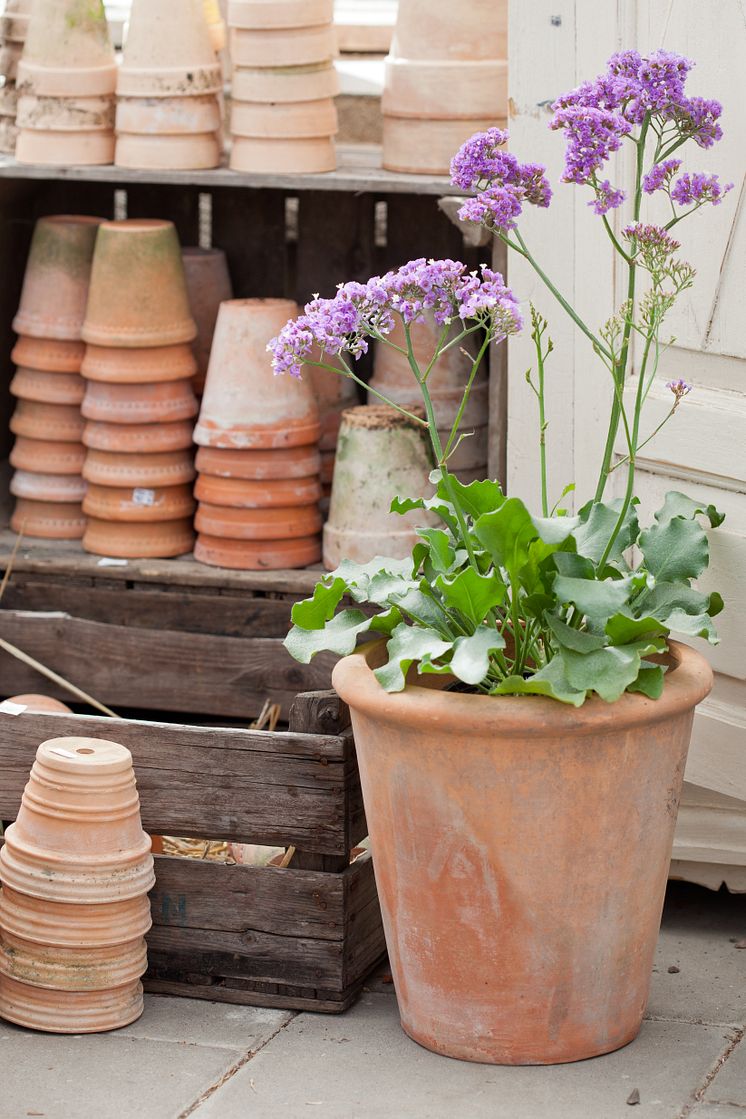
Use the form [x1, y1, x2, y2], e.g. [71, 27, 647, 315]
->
[0, 690, 385, 1012]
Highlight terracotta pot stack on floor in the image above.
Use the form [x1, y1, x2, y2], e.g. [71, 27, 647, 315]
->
[0, 0, 31, 154]
[14, 0, 116, 166]
[8, 215, 101, 541]
[80, 218, 199, 559]
[115, 0, 223, 171]
[193, 298, 323, 569]
[382, 0, 508, 174]
[0, 735, 155, 1033]
[227, 0, 339, 173]
[181, 247, 234, 396]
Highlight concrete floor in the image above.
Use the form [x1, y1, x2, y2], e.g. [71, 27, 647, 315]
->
[1, 882, 744, 1119]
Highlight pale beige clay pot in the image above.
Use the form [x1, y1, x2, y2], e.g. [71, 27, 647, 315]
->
[194, 299, 320, 449]
[12, 336, 85, 373]
[195, 502, 322, 539]
[15, 128, 116, 166]
[0, 973, 144, 1034]
[17, 0, 117, 97]
[231, 98, 338, 139]
[181, 247, 233, 394]
[118, 0, 222, 99]
[10, 400, 85, 443]
[383, 115, 505, 176]
[230, 25, 336, 68]
[11, 498, 85, 539]
[13, 215, 101, 341]
[5, 695, 72, 714]
[11, 368, 84, 405]
[83, 419, 195, 453]
[84, 517, 195, 558]
[116, 94, 221, 135]
[83, 483, 196, 523]
[10, 470, 86, 503]
[195, 444, 321, 480]
[391, 0, 507, 61]
[231, 62, 339, 104]
[16, 93, 115, 131]
[82, 220, 196, 349]
[194, 473, 321, 508]
[81, 343, 197, 385]
[383, 58, 507, 120]
[81, 379, 198, 424]
[230, 135, 335, 174]
[83, 449, 195, 488]
[115, 131, 220, 172]
[228, 0, 334, 29]
[194, 533, 321, 570]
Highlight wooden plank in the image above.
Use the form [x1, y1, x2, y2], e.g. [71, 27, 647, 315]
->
[382, 193, 478, 272]
[295, 191, 376, 303]
[143, 974, 367, 1013]
[124, 183, 201, 245]
[211, 186, 287, 299]
[25, 179, 116, 222]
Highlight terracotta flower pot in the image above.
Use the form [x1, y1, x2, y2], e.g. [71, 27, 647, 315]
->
[10, 400, 85, 443]
[308, 362, 359, 451]
[0, 973, 144, 1033]
[181, 247, 233, 394]
[115, 131, 221, 171]
[10, 498, 85, 539]
[195, 444, 321, 480]
[13, 215, 102, 341]
[194, 299, 320, 449]
[83, 517, 195, 558]
[81, 379, 198, 425]
[323, 405, 435, 570]
[11, 368, 84, 406]
[228, 0, 334, 29]
[230, 135, 335, 174]
[83, 449, 195, 488]
[194, 473, 321, 508]
[0, 929, 147, 991]
[231, 97, 338, 139]
[17, 0, 117, 97]
[231, 62, 339, 104]
[332, 640, 712, 1064]
[82, 219, 197, 349]
[194, 533, 321, 570]
[229, 25, 336, 68]
[83, 419, 195, 453]
[118, 0, 222, 99]
[16, 92, 115, 131]
[383, 58, 507, 120]
[195, 501, 322, 540]
[12, 335, 85, 373]
[0, 887, 151, 949]
[15, 128, 116, 166]
[10, 470, 86, 504]
[116, 93, 221, 135]
[370, 379, 489, 433]
[5, 695, 73, 714]
[390, 0, 507, 62]
[82, 482, 195, 523]
[383, 116, 504, 176]
[81, 342, 197, 385]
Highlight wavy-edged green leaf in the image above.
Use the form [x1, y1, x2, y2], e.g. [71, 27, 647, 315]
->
[560, 638, 666, 703]
[636, 582, 723, 620]
[531, 514, 580, 546]
[627, 661, 667, 699]
[290, 578, 347, 628]
[575, 498, 639, 564]
[553, 552, 596, 579]
[665, 608, 720, 643]
[491, 658, 586, 706]
[435, 567, 506, 624]
[434, 474, 505, 520]
[605, 613, 668, 646]
[391, 493, 458, 534]
[285, 606, 401, 664]
[654, 491, 725, 528]
[449, 626, 506, 685]
[639, 517, 709, 582]
[417, 527, 455, 574]
[374, 624, 453, 692]
[553, 574, 633, 621]
[332, 557, 413, 603]
[390, 584, 452, 634]
[474, 497, 537, 579]
[546, 615, 607, 653]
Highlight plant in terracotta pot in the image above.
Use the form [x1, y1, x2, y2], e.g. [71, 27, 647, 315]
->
[270, 50, 731, 1066]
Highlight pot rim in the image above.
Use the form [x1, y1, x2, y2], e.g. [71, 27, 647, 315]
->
[332, 639, 713, 739]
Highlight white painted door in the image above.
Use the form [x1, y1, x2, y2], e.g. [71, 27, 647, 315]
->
[508, 0, 746, 888]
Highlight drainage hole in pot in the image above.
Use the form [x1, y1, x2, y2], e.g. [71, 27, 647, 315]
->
[76, 748, 95, 755]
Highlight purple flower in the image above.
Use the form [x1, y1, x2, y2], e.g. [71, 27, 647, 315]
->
[450, 129, 552, 233]
[666, 378, 693, 399]
[676, 97, 724, 148]
[549, 106, 631, 184]
[623, 223, 681, 257]
[457, 266, 524, 337]
[642, 158, 682, 194]
[449, 127, 511, 190]
[458, 184, 524, 232]
[590, 180, 626, 215]
[671, 171, 733, 207]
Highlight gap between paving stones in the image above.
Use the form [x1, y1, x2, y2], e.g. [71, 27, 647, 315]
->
[677, 1029, 746, 1119]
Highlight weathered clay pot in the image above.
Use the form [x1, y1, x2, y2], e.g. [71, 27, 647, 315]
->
[181, 247, 233, 394]
[195, 502, 322, 539]
[0, 973, 144, 1033]
[15, 127, 115, 165]
[10, 400, 85, 443]
[194, 299, 320, 449]
[194, 533, 321, 570]
[10, 498, 85, 539]
[17, 0, 117, 97]
[0, 41, 23, 83]
[83, 419, 195, 453]
[383, 115, 504, 176]
[332, 640, 712, 1064]
[383, 58, 507, 120]
[231, 62, 339, 103]
[0, 887, 151, 949]
[81, 342, 197, 385]
[118, 0, 222, 98]
[230, 134, 335, 173]
[229, 25, 336, 68]
[83, 517, 195, 558]
[195, 444, 321, 480]
[13, 215, 101, 341]
[5, 695, 72, 714]
[12, 335, 85, 373]
[0, 930, 147, 992]
[116, 93, 221, 135]
[82, 219, 196, 349]
[323, 405, 434, 570]
[16, 93, 115, 131]
[81, 379, 198, 424]
[390, 0, 507, 61]
[194, 473, 321, 508]
[82, 482, 196, 523]
[11, 368, 84, 406]
[115, 130, 221, 171]
[83, 449, 195, 488]
[228, 0, 334, 29]
[10, 470, 86, 504]
[231, 98, 338, 139]
[308, 362, 359, 451]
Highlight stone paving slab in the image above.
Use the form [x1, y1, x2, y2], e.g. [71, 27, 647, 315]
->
[703, 1033, 746, 1107]
[119, 995, 292, 1050]
[692, 1108, 746, 1118]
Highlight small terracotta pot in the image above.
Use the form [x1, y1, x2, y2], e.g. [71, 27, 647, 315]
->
[195, 443, 321, 480]
[116, 93, 221, 135]
[0, 887, 151, 950]
[15, 128, 115, 166]
[231, 62, 339, 104]
[0, 973, 144, 1034]
[83, 482, 196, 523]
[383, 58, 507, 120]
[81, 379, 198, 425]
[17, 0, 117, 98]
[391, 0, 507, 62]
[10, 436, 86, 479]
[5, 695, 73, 714]
[83, 517, 195, 558]
[82, 219, 196, 349]
[382, 115, 504, 176]
[195, 298, 320, 449]
[115, 131, 221, 171]
[10, 470, 86, 504]
[11, 368, 85, 405]
[181, 247, 233, 394]
[83, 449, 195, 488]
[81, 342, 197, 385]
[230, 134, 335, 173]
[194, 532, 321, 570]
[83, 419, 195, 453]
[231, 98, 338, 139]
[12, 335, 85, 373]
[228, 0, 334, 29]
[194, 473, 321, 508]
[13, 215, 102, 341]
[10, 400, 85, 443]
[16, 93, 115, 131]
[118, 0, 222, 99]
[0, 930, 147, 992]
[195, 501, 322, 539]
[323, 405, 435, 570]
[230, 25, 336, 68]
[11, 498, 85, 539]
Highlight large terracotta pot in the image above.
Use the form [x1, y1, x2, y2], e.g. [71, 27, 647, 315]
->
[82, 482, 196, 523]
[195, 443, 320, 480]
[332, 641, 713, 1064]
[194, 473, 321, 508]
[17, 0, 116, 97]
[13, 215, 101, 341]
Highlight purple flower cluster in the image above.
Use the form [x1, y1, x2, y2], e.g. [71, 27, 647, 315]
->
[666, 378, 693, 399]
[623, 223, 682, 272]
[589, 180, 626, 215]
[642, 158, 682, 194]
[550, 106, 631, 184]
[670, 172, 733, 207]
[269, 260, 523, 379]
[450, 128, 552, 233]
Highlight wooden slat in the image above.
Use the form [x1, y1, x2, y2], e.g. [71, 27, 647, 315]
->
[211, 186, 287, 299]
[124, 183, 201, 245]
[295, 191, 376, 303]
[143, 975, 365, 1013]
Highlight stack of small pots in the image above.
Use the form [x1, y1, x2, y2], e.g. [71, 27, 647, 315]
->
[382, 0, 508, 174]
[0, 735, 155, 1033]
[115, 0, 223, 171]
[15, 0, 117, 167]
[9, 215, 100, 542]
[228, 0, 339, 173]
[80, 218, 199, 559]
[181, 246, 234, 396]
[193, 298, 323, 570]
[0, 0, 31, 154]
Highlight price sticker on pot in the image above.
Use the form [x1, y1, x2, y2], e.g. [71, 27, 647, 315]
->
[132, 488, 156, 507]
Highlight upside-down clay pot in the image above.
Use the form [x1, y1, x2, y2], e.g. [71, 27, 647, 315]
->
[181, 247, 233, 394]
[5, 695, 73, 714]
[390, 0, 507, 61]
[10, 400, 85, 443]
[195, 502, 322, 540]
[82, 220, 196, 349]
[331, 640, 713, 1064]
[11, 368, 84, 405]
[12, 336, 85, 373]
[230, 135, 336, 174]
[228, 0, 334, 29]
[13, 215, 102, 341]
[10, 499, 85, 539]
[16, 93, 115, 131]
[83, 419, 195, 453]
[116, 94, 221, 136]
[0, 974, 144, 1033]
[15, 128, 116, 166]
[230, 98, 338, 139]
[0, 930, 147, 992]
[17, 0, 117, 97]
[83, 518, 195, 558]
[194, 473, 321, 508]
[383, 117, 504, 176]
[194, 299, 320, 449]
[118, 0, 222, 99]
[115, 131, 221, 171]
[195, 444, 321, 480]
[229, 25, 336, 69]
[83, 449, 195, 488]
[323, 405, 435, 570]
[0, 887, 151, 949]
[81, 379, 198, 424]
[194, 533, 321, 570]
[10, 470, 86, 504]
[82, 483, 196, 523]
[81, 343, 197, 385]
[231, 62, 339, 104]
[383, 58, 507, 120]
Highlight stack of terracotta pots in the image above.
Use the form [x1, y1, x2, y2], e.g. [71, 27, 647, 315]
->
[228, 0, 339, 173]
[8, 215, 102, 541]
[0, 0, 31, 154]
[80, 219, 199, 559]
[382, 0, 508, 174]
[0, 735, 155, 1033]
[181, 246, 234, 396]
[15, 0, 116, 166]
[115, 0, 223, 170]
[193, 298, 323, 570]
[370, 315, 488, 483]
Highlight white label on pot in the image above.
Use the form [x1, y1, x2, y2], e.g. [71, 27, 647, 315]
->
[97, 558, 128, 567]
[0, 700, 27, 716]
[132, 488, 156, 507]
[50, 747, 79, 759]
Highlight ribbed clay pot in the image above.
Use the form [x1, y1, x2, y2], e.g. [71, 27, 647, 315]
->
[83, 517, 195, 558]
[115, 131, 220, 171]
[5, 695, 73, 714]
[230, 135, 335, 174]
[10, 400, 85, 443]
[81, 379, 198, 425]
[181, 247, 233, 394]
[83, 419, 195, 454]
[82, 219, 196, 349]
[195, 502, 322, 540]
[11, 368, 84, 405]
[13, 215, 101, 341]
[194, 473, 321, 508]
[81, 342, 197, 385]
[17, 0, 117, 97]
[116, 94, 221, 135]
[83, 483, 196, 523]
[0, 886, 151, 949]
[231, 62, 339, 104]
[194, 299, 320, 449]
[323, 405, 434, 570]
[229, 25, 337, 68]
[0, 973, 144, 1033]
[15, 128, 116, 166]
[118, 0, 222, 98]
[12, 335, 85, 373]
[195, 444, 321, 480]
[390, 0, 507, 61]
[10, 470, 86, 504]
[227, 0, 334, 29]
[194, 533, 321, 570]
[10, 498, 85, 539]
[0, 930, 147, 992]
[332, 640, 712, 1064]
[231, 98, 338, 139]
[83, 449, 195, 488]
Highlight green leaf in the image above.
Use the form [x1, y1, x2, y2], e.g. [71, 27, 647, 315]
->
[639, 517, 709, 582]
[435, 568, 506, 624]
[553, 574, 633, 621]
[553, 552, 596, 579]
[665, 608, 720, 644]
[450, 627, 506, 686]
[627, 661, 667, 699]
[417, 528, 455, 574]
[332, 557, 413, 603]
[491, 658, 586, 706]
[365, 570, 419, 606]
[605, 613, 668, 645]
[285, 606, 401, 664]
[391, 493, 458, 534]
[434, 474, 505, 520]
[474, 497, 537, 579]
[636, 582, 723, 620]
[374, 624, 453, 692]
[290, 577, 347, 629]
[575, 499, 639, 564]
[531, 514, 580, 546]
[560, 639, 665, 703]
[390, 584, 451, 633]
[655, 491, 725, 529]
[546, 615, 607, 653]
